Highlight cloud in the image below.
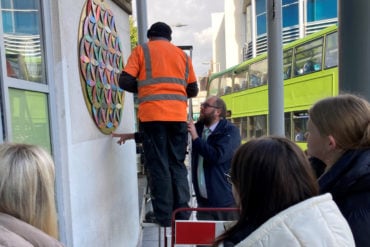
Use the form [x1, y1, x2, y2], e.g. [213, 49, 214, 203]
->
[131, 0, 224, 78]
[194, 27, 213, 46]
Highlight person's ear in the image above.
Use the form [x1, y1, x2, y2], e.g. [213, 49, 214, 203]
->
[328, 135, 337, 150]
[216, 108, 222, 116]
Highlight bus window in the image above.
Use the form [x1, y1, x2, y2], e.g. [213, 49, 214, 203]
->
[249, 58, 267, 88]
[208, 77, 221, 96]
[233, 117, 241, 133]
[283, 49, 293, 79]
[284, 112, 292, 139]
[233, 66, 249, 91]
[294, 38, 323, 76]
[241, 68, 249, 90]
[249, 115, 267, 138]
[220, 75, 233, 95]
[325, 31, 338, 68]
[239, 117, 248, 142]
[233, 72, 245, 92]
[293, 111, 308, 142]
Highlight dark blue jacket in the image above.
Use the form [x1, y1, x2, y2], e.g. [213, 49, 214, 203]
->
[318, 149, 370, 247]
[191, 119, 241, 207]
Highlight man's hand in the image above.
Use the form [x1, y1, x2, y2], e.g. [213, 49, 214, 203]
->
[187, 120, 199, 140]
[111, 133, 135, 145]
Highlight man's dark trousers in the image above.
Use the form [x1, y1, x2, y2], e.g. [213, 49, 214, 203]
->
[141, 121, 190, 226]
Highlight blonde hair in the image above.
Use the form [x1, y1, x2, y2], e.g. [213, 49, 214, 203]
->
[0, 143, 58, 238]
[309, 94, 370, 149]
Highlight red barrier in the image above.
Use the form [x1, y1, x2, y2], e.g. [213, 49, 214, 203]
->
[170, 207, 239, 247]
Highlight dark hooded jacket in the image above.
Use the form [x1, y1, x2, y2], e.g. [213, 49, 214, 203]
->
[315, 149, 370, 247]
[191, 118, 241, 207]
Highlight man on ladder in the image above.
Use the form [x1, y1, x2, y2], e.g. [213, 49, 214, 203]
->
[118, 21, 199, 227]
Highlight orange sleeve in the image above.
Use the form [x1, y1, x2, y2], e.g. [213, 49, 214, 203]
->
[123, 46, 143, 78]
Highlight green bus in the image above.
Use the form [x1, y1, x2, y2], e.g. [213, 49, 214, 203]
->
[207, 25, 338, 149]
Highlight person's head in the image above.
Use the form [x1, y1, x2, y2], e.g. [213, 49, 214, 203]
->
[146, 22, 172, 41]
[214, 136, 318, 246]
[0, 143, 58, 238]
[230, 136, 318, 224]
[307, 94, 370, 165]
[198, 96, 227, 126]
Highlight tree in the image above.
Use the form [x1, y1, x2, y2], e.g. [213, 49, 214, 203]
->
[129, 16, 138, 50]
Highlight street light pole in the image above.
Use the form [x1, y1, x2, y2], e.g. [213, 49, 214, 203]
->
[267, 0, 284, 136]
[136, 0, 148, 44]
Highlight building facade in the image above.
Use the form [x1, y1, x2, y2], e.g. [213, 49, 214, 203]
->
[0, 0, 140, 246]
[214, 0, 338, 70]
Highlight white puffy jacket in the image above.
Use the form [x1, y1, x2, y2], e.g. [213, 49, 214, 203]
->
[236, 193, 355, 247]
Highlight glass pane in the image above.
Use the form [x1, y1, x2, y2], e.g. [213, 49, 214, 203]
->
[220, 74, 233, 96]
[233, 68, 248, 92]
[240, 117, 248, 142]
[2, 0, 45, 83]
[256, 14, 267, 36]
[293, 111, 308, 142]
[1, 0, 12, 9]
[283, 3, 299, 27]
[208, 77, 221, 96]
[14, 0, 38, 9]
[284, 112, 292, 140]
[232, 118, 241, 134]
[249, 59, 268, 88]
[283, 0, 297, 4]
[307, 0, 337, 22]
[249, 115, 267, 138]
[256, 0, 266, 15]
[294, 38, 323, 77]
[325, 31, 338, 68]
[283, 49, 293, 79]
[9, 88, 51, 152]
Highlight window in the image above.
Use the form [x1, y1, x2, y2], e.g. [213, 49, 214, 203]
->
[307, 0, 337, 22]
[208, 78, 221, 96]
[220, 74, 233, 96]
[256, 0, 267, 36]
[1, 0, 51, 151]
[282, 0, 299, 27]
[284, 112, 292, 139]
[293, 38, 323, 76]
[325, 32, 338, 68]
[9, 89, 51, 152]
[2, 0, 45, 83]
[292, 111, 308, 142]
[249, 115, 267, 138]
[240, 117, 248, 142]
[249, 59, 267, 88]
[233, 66, 249, 91]
[283, 49, 293, 79]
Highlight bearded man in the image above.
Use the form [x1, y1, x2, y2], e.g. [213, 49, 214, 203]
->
[187, 96, 241, 220]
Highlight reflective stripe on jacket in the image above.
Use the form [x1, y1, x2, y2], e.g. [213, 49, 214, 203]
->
[124, 40, 197, 121]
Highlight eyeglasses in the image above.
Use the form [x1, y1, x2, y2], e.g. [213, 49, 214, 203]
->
[201, 102, 220, 109]
[224, 172, 232, 184]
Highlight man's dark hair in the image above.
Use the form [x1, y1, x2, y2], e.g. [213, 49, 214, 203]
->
[147, 22, 172, 41]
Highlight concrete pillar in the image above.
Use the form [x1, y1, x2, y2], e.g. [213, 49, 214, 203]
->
[339, 0, 370, 100]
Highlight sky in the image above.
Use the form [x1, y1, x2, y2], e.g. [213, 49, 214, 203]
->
[131, 0, 225, 77]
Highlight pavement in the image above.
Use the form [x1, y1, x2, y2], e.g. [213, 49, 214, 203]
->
[137, 153, 194, 247]
[137, 174, 171, 247]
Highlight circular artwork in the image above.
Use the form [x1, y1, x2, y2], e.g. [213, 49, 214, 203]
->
[78, 0, 125, 134]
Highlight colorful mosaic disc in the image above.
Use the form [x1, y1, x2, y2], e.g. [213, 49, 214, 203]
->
[78, 0, 125, 134]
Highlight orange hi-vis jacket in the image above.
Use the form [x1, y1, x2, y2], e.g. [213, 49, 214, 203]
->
[123, 40, 197, 122]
